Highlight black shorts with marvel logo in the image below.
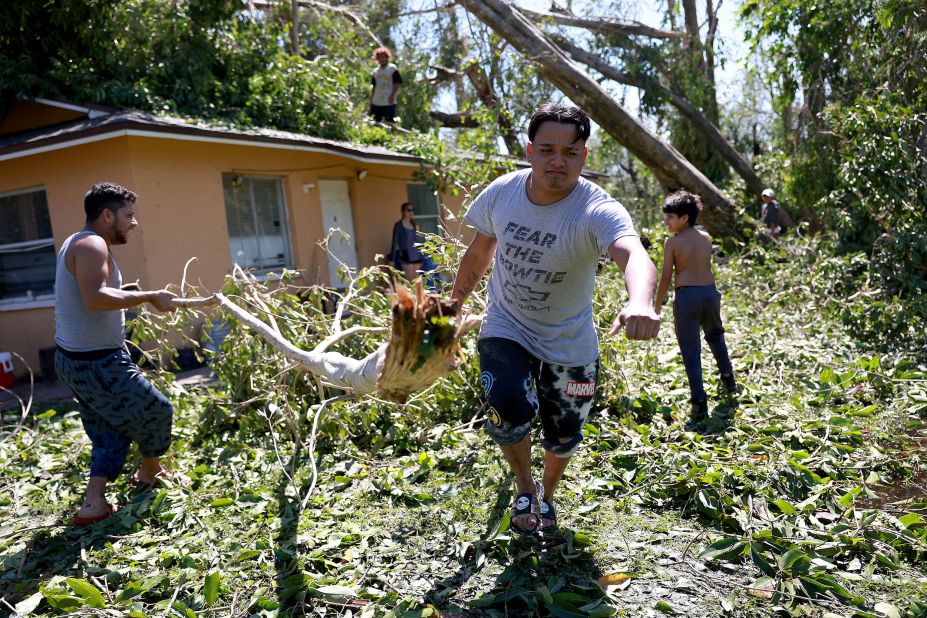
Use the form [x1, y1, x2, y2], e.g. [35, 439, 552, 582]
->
[477, 337, 599, 457]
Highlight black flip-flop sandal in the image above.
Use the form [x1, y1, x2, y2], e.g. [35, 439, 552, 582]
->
[509, 491, 541, 536]
[540, 498, 557, 529]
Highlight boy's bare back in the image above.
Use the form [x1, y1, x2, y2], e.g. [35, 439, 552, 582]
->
[666, 227, 715, 287]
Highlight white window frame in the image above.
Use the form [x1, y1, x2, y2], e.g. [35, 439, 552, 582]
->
[0, 186, 56, 310]
[222, 174, 294, 274]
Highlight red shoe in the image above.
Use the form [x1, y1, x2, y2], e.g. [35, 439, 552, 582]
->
[73, 503, 115, 526]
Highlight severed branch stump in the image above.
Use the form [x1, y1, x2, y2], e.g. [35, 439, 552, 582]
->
[172, 280, 481, 403]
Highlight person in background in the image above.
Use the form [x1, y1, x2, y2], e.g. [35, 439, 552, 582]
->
[761, 188, 781, 237]
[54, 183, 177, 525]
[654, 190, 737, 424]
[391, 202, 425, 281]
[369, 46, 402, 123]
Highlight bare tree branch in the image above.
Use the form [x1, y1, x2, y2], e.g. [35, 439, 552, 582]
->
[456, 0, 740, 233]
[429, 65, 465, 86]
[518, 7, 685, 40]
[172, 282, 483, 403]
[464, 62, 524, 157]
[430, 110, 480, 127]
[550, 33, 765, 197]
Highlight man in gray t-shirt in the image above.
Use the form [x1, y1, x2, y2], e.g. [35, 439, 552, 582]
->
[451, 103, 660, 535]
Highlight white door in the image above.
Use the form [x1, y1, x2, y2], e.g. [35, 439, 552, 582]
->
[318, 179, 359, 286]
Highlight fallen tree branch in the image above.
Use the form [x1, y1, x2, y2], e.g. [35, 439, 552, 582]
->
[172, 281, 483, 403]
[519, 7, 685, 40]
[549, 33, 766, 197]
[430, 110, 480, 128]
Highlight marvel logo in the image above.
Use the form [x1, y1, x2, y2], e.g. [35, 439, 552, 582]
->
[566, 381, 595, 397]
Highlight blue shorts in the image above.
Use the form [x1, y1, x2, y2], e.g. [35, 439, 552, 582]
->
[477, 337, 598, 458]
[55, 347, 174, 480]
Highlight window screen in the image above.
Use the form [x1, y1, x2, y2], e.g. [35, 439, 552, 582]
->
[406, 183, 441, 236]
[0, 188, 55, 301]
[222, 175, 292, 271]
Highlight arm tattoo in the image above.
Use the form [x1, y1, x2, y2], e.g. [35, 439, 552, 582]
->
[454, 271, 480, 301]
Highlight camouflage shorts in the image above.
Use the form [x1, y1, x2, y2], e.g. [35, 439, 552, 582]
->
[55, 347, 173, 480]
[477, 337, 598, 458]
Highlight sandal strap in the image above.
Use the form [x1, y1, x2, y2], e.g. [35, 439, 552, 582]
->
[540, 498, 556, 520]
[510, 491, 541, 535]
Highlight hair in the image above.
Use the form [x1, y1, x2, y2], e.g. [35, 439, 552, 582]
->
[84, 182, 137, 222]
[662, 190, 702, 226]
[527, 102, 591, 143]
[373, 46, 392, 60]
[400, 201, 418, 230]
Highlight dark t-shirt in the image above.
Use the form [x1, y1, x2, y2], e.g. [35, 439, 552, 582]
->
[762, 199, 780, 227]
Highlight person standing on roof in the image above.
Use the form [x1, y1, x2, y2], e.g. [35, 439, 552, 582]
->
[369, 46, 402, 123]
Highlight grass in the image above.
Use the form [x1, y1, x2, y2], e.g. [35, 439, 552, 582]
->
[1, 233, 925, 617]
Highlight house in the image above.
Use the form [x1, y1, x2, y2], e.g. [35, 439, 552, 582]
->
[0, 98, 468, 379]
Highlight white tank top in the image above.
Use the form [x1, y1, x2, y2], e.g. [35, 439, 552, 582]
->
[54, 231, 125, 351]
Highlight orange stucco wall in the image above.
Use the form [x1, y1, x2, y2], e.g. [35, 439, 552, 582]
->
[0, 132, 467, 379]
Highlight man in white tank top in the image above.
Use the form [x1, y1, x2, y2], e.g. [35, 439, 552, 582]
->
[54, 183, 177, 525]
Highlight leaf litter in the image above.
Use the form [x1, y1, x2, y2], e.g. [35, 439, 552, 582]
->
[1, 235, 926, 616]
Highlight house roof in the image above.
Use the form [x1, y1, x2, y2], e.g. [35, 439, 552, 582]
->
[0, 101, 605, 179]
[0, 108, 424, 166]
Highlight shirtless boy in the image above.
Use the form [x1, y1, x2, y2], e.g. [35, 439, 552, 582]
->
[654, 191, 737, 422]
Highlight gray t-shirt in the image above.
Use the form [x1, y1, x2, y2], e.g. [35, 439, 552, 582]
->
[465, 168, 637, 366]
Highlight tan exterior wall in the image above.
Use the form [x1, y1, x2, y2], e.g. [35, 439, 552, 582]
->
[0, 138, 138, 378]
[0, 130, 471, 379]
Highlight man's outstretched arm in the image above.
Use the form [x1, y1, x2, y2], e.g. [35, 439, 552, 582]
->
[606, 235, 659, 340]
[451, 232, 497, 306]
[73, 236, 175, 312]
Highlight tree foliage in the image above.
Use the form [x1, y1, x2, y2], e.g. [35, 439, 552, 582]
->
[742, 0, 927, 295]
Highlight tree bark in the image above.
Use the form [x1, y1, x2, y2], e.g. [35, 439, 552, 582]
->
[464, 62, 524, 157]
[551, 34, 765, 197]
[290, 0, 300, 56]
[457, 0, 739, 234]
[430, 110, 479, 128]
[517, 7, 685, 40]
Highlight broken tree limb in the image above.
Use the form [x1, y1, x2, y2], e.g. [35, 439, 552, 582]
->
[518, 7, 685, 40]
[430, 110, 480, 128]
[429, 64, 465, 86]
[456, 0, 740, 235]
[550, 33, 766, 198]
[171, 281, 483, 404]
[464, 62, 525, 157]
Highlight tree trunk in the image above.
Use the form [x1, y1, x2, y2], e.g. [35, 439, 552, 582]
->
[290, 0, 300, 56]
[430, 110, 479, 128]
[464, 62, 524, 158]
[552, 34, 765, 197]
[457, 0, 739, 234]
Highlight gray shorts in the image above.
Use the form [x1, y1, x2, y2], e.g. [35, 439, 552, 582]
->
[477, 337, 598, 458]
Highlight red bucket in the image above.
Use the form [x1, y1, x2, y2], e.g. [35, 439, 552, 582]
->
[0, 352, 14, 388]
